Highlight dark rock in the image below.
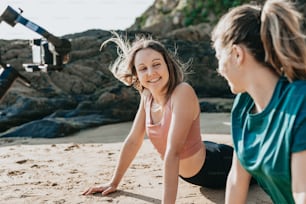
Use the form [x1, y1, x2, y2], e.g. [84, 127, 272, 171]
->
[0, 29, 233, 138]
[0, 115, 120, 138]
[8, 0, 303, 137]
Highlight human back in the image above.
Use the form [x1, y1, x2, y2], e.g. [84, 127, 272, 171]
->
[231, 77, 306, 203]
[211, 0, 306, 203]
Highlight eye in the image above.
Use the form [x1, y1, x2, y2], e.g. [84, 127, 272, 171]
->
[153, 63, 161, 67]
[138, 66, 147, 72]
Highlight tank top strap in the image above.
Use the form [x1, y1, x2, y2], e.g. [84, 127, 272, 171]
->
[144, 93, 153, 123]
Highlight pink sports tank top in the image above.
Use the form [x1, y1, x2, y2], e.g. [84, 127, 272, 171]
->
[145, 94, 202, 160]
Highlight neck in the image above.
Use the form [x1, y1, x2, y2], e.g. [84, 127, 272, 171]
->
[151, 92, 167, 106]
[246, 69, 280, 113]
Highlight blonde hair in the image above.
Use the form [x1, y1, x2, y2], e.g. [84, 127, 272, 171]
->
[211, 0, 306, 81]
[101, 31, 188, 101]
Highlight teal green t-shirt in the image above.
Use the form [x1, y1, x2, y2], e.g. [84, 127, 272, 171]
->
[232, 77, 306, 204]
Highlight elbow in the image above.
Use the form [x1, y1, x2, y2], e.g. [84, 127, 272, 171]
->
[124, 134, 144, 150]
[163, 149, 181, 174]
[293, 192, 306, 204]
[164, 147, 181, 161]
[163, 149, 181, 169]
[293, 184, 306, 204]
[226, 170, 236, 187]
[226, 168, 242, 187]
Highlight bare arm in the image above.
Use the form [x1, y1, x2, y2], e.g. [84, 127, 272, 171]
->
[163, 83, 199, 204]
[83, 96, 146, 196]
[225, 153, 251, 204]
[292, 150, 306, 204]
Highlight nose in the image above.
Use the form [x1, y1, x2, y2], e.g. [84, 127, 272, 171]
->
[147, 66, 154, 76]
[217, 66, 227, 78]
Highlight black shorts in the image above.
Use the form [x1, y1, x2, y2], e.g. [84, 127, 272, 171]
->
[180, 141, 233, 189]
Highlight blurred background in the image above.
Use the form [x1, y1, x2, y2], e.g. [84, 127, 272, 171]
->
[0, 0, 305, 138]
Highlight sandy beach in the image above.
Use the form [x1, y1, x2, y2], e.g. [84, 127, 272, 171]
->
[0, 113, 272, 204]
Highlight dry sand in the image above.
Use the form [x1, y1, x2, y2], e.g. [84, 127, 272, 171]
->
[0, 113, 272, 204]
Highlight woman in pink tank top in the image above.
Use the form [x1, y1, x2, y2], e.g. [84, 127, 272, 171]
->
[82, 31, 238, 203]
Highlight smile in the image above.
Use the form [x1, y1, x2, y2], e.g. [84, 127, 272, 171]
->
[148, 77, 161, 83]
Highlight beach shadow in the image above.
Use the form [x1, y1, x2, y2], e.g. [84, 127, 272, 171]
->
[93, 190, 161, 204]
[199, 184, 272, 204]
[199, 187, 225, 204]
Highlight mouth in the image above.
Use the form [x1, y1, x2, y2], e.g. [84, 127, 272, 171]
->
[148, 77, 161, 83]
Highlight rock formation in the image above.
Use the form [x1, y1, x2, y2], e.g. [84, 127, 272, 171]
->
[0, 0, 305, 138]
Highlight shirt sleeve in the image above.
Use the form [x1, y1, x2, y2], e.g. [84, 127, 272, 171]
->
[291, 95, 306, 153]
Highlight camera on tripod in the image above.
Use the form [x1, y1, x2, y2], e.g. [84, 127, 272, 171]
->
[24, 37, 70, 72]
[0, 5, 72, 99]
[0, 5, 71, 72]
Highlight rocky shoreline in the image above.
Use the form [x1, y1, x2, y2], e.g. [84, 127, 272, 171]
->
[2, 0, 303, 138]
[0, 29, 233, 138]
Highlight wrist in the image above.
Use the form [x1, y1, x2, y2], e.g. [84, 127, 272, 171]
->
[110, 178, 120, 188]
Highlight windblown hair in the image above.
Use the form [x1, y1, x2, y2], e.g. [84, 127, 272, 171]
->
[211, 0, 306, 81]
[101, 31, 188, 101]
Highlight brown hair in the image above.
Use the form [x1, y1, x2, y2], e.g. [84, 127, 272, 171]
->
[211, 0, 306, 81]
[101, 32, 188, 102]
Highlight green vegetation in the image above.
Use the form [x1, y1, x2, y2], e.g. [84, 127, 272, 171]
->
[134, 15, 148, 29]
[182, 0, 251, 26]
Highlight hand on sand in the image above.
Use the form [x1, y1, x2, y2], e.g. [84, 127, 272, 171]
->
[82, 183, 117, 196]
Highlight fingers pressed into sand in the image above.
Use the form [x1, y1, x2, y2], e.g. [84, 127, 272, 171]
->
[82, 185, 117, 196]
[101, 186, 116, 196]
[82, 186, 104, 195]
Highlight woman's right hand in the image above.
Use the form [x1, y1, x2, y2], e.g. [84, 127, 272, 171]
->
[82, 183, 117, 196]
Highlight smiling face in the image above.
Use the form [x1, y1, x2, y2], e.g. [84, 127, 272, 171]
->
[214, 39, 245, 94]
[134, 48, 169, 95]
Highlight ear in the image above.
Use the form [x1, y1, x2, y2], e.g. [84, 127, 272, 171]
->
[232, 44, 244, 65]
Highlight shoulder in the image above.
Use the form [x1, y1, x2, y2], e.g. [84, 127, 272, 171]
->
[172, 82, 196, 97]
[171, 82, 197, 101]
[287, 80, 306, 112]
[171, 82, 198, 107]
[288, 80, 306, 96]
[170, 83, 200, 117]
[281, 80, 306, 108]
[289, 81, 306, 152]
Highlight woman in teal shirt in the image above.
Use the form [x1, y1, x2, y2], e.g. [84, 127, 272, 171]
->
[211, 0, 306, 203]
